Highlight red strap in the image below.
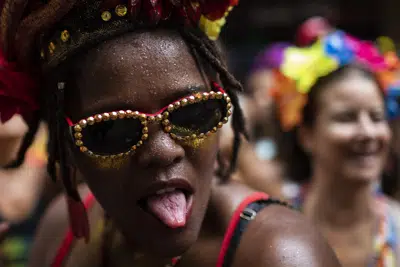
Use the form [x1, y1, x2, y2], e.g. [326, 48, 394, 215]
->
[51, 192, 267, 267]
[216, 192, 269, 267]
[51, 193, 96, 267]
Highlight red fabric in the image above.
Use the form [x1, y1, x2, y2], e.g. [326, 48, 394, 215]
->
[0, 50, 39, 123]
[51, 191, 268, 267]
[67, 196, 91, 242]
[216, 192, 269, 267]
[51, 193, 96, 267]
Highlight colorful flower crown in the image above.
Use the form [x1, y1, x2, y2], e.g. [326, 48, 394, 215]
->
[0, 0, 238, 123]
[270, 30, 400, 131]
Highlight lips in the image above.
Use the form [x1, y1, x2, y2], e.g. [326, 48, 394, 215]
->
[350, 140, 382, 156]
[348, 144, 383, 167]
[138, 179, 194, 229]
[352, 151, 379, 157]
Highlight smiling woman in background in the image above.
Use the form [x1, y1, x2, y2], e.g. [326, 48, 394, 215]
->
[270, 28, 400, 267]
[0, 1, 342, 267]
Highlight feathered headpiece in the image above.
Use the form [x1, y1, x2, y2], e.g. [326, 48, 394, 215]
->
[0, 0, 239, 123]
[269, 29, 400, 131]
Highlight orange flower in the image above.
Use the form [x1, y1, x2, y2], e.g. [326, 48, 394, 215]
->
[0, 51, 39, 123]
[270, 70, 307, 130]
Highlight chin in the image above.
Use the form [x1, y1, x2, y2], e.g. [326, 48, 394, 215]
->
[345, 168, 382, 184]
[119, 216, 202, 258]
[127, 227, 198, 257]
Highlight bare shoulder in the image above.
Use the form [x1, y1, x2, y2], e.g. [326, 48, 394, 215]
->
[29, 185, 91, 267]
[232, 200, 341, 267]
[208, 181, 340, 266]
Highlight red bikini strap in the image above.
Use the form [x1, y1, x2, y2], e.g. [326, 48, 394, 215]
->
[51, 193, 96, 267]
[216, 192, 269, 267]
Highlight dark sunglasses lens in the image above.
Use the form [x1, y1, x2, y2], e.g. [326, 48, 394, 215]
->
[169, 99, 227, 137]
[81, 119, 143, 155]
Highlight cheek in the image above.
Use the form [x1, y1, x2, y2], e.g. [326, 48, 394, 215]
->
[185, 134, 219, 167]
[311, 124, 355, 159]
[184, 135, 219, 192]
[315, 123, 393, 156]
[378, 125, 392, 156]
[317, 124, 354, 146]
[70, 144, 130, 172]
[69, 134, 220, 188]
[68, 146, 130, 200]
[86, 157, 130, 170]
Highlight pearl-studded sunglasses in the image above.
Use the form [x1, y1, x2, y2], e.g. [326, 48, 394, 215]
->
[66, 82, 232, 158]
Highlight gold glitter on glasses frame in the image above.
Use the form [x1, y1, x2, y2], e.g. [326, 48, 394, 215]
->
[70, 91, 232, 159]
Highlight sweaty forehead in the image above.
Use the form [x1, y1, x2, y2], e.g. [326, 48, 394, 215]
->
[66, 30, 206, 118]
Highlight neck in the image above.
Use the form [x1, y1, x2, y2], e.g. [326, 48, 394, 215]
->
[0, 137, 22, 166]
[107, 230, 178, 267]
[304, 166, 376, 229]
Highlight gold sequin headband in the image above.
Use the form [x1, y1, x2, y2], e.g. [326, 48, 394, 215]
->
[36, 0, 238, 69]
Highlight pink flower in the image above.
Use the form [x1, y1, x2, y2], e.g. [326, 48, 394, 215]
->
[125, 0, 238, 24]
[0, 51, 39, 123]
[345, 35, 387, 71]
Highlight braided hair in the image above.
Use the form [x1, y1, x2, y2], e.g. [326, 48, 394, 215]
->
[2, 1, 247, 208]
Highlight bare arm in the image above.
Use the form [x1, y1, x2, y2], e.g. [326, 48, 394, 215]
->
[0, 123, 48, 223]
[219, 93, 283, 198]
[233, 205, 341, 267]
[235, 141, 283, 198]
[29, 192, 71, 267]
[219, 131, 283, 198]
[29, 185, 95, 267]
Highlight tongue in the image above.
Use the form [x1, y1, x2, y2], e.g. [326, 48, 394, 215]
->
[147, 191, 187, 228]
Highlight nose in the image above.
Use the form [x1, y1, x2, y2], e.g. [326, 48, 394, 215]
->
[356, 112, 376, 140]
[135, 124, 185, 169]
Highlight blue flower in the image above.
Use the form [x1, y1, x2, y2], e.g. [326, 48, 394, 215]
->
[386, 84, 400, 120]
[323, 30, 354, 66]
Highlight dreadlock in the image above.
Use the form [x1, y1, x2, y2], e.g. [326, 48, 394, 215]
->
[5, 29, 246, 218]
[0, 0, 247, 261]
[7, 28, 246, 200]
[180, 27, 248, 181]
[45, 26, 245, 267]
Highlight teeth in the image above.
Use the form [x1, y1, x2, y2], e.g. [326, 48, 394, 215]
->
[155, 188, 176, 195]
[156, 189, 167, 195]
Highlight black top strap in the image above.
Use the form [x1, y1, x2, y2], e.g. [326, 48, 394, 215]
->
[222, 198, 291, 267]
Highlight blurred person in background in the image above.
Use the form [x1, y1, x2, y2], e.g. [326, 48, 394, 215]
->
[374, 36, 400, 200]
[0, 2, 61, 263]
[0, 1, 342, 266]
[0, 115, 59, 266]
[270, 28, 400, 267]
[219, 43, 291, 198]
[387, 97, 400, 200]
[296, 16, 400, 204]
[0, 116, 47, 222]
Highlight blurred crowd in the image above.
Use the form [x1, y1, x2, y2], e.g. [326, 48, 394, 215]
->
[1, 2, 400, 267]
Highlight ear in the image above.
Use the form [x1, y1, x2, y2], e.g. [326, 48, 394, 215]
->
[297, 125, 315, 155]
